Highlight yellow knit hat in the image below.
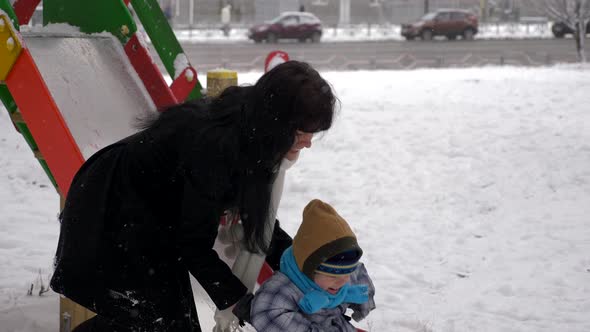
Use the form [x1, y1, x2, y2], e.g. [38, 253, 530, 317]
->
[292, 199, 362, 279]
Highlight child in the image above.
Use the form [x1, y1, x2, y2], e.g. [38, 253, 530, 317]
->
[250, 199, 376, 331]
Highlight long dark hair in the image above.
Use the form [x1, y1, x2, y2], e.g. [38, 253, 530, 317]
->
[226, 61, 336, 253]
[140, 61, 336, 254]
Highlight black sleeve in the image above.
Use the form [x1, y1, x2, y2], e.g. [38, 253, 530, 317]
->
[175, 123, 246, 310]
[177, 180, 247, 310]
[265, 219, 293, 271]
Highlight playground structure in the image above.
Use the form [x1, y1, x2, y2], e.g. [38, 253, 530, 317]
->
[0, 0, 208, 330]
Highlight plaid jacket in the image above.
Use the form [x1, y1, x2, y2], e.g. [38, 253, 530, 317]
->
[250, 263, 375, 332]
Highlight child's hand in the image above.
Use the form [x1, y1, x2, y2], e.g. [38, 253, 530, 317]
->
[349, 284, 376, 322]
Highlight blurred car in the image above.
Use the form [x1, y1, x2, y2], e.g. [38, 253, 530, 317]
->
[248, 11, 323, 43]
[401, 9, 478, 41]
[551, 21, 590, 38]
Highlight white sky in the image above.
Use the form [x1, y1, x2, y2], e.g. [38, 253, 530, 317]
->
[1, 64, 590, 332]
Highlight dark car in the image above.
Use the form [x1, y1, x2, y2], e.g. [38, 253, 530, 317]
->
[248, 12, 323, 43]
[552, 21, 590, 38]
[401, 9, 478, 41]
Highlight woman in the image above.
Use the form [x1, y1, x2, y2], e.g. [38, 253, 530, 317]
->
[50, 61, 336, 332]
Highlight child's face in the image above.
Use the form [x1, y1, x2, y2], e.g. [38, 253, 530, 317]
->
[313, 273, 351, 294]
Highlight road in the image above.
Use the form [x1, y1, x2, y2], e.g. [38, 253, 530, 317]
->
[175, 38, 588, 72]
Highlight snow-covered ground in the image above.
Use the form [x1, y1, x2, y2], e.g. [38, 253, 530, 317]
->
[2, 65, 590, 332]
[172, 22, 554, 43]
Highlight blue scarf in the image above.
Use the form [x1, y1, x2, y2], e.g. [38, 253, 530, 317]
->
[280, 246, 369, 314]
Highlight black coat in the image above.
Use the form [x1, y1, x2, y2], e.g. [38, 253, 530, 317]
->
[50, 106, 288, 331]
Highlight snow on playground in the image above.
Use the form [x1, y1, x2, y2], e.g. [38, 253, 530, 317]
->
[2, 65, 590, 332]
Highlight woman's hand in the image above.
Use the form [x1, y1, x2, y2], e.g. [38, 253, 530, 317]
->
[213, 293, 254, 331]
[212, 306, 238, 332]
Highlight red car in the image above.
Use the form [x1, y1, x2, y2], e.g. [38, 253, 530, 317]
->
[248, 12, 323, 43]
[401, 9, 478, 41]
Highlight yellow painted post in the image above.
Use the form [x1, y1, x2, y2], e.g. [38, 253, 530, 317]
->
[480, 0, 487, 22]
[59, 196, 95, 332]
[0, 15, 23, 81]
[206, 69, 237, 98]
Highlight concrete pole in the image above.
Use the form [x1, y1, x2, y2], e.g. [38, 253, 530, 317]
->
[339, 0, 350, 25]
[424, 0, 429, 14]
[189, 0, 194, 26]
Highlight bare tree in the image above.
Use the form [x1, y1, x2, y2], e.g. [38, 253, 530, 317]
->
[532, 0, 590, 62]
